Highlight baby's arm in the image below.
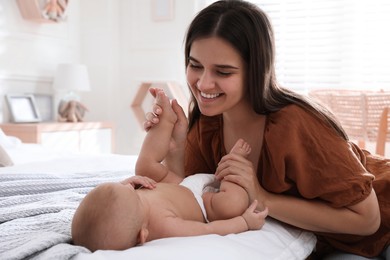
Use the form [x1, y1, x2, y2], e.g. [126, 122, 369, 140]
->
[120, 175, 157, 189]
[136, 89, 183, 184]
[159, 200, 268, 238]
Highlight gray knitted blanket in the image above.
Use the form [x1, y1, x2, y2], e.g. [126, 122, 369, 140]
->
[0, 171, 131, 260]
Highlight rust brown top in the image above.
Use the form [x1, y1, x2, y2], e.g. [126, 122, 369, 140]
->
[185, 104, 389, 257]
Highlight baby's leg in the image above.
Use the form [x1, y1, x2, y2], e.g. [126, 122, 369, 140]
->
[136, 89, 177, 181]
[202, 139, 251, 221]
[153, 89, 177, 127]
[203, 181, 249, 221]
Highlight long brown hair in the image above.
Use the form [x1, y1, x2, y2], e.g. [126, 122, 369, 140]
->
[184, 0, 348, 140]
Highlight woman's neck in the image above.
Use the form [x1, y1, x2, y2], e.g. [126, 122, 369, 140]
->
[222, 103, 266, 170]
[222, 102, 263, 131]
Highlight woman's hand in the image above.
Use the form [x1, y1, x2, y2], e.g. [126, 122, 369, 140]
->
[215, 153, 269, 210]
[120, 176, 157, 189]
[143, 88, 162, 132]
[169, 99, 188, 152]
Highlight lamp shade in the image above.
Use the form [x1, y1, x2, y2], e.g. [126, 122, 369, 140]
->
[53, 63, 91, 92]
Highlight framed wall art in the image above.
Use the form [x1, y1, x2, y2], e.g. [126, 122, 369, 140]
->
[16, 0, 69, 23]
[151, 0, 174, 21]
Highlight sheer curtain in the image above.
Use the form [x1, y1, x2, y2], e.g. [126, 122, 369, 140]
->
[203, 0, 390, 93]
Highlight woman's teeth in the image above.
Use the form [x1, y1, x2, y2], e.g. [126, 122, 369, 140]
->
[201, 92, 220, 99]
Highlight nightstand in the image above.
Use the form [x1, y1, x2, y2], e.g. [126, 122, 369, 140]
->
[0, 121, 114, 154]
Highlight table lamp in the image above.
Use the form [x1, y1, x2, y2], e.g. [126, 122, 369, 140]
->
[52, 63, 91, 122]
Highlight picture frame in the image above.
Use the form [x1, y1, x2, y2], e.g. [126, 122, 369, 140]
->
[151, 0, 174, 21]
[5, 94, 42, 123]
[33, 94, 54, 122]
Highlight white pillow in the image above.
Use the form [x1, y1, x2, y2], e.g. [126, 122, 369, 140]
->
[0, 144, 13, 167]
[0, 128, 22, 149]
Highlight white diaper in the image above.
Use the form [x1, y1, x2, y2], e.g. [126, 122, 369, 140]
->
[180, 173, 220, 222]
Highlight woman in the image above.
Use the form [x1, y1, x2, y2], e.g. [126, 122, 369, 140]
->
[144, 1, 389, 259]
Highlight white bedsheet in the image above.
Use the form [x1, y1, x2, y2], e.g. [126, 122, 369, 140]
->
[0, 143, 316, 260]
[75, 220, 315, 260]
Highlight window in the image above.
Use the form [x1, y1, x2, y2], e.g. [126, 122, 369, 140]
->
[203, 0, 390, 93]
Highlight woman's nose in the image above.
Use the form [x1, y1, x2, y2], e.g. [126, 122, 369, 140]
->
[197, 71, 215, 91]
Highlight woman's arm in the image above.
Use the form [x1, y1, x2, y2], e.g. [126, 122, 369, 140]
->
[264, 189, 380, 235]
[216, 153, 381, 236]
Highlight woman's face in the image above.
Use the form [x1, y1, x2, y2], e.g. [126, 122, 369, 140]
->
[186, 37, 247, 117]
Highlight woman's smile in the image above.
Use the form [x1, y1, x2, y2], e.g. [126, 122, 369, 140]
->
[200, 92, 221, 99]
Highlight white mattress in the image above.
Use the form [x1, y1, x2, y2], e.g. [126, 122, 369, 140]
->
[0, 140, 316, 260]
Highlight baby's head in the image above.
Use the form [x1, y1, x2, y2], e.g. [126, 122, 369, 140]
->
[72, 182, 148, 251]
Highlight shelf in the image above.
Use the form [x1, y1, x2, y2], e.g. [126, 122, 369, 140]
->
[0, 121, 114, 154]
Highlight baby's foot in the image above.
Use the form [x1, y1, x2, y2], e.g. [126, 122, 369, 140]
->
[155, 89, 177, 124]
[230, 139, 251, 158]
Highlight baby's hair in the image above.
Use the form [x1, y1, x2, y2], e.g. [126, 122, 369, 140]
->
[72, 183, 142, 251]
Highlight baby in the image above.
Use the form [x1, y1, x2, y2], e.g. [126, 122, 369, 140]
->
[71, 90, 268, 252]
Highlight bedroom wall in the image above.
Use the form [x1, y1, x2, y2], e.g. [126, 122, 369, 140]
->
[0, 0, 200, 155]
[79, 0, 197, 155]
[117, 0, 195, 154]
[0, 0, 81, 121]
[1, 1, 388, 157]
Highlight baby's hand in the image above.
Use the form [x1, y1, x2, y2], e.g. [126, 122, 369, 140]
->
[241, 200, 268, 230]
[120, 176, 157, 189]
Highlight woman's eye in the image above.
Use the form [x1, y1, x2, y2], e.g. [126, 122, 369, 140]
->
[217, 71, 231, 76]
[189, 63, 202, 69]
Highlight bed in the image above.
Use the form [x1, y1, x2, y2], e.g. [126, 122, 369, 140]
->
[0, 130, 316, 260]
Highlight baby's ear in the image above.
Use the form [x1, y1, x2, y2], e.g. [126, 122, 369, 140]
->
[137, 227, 149, 245]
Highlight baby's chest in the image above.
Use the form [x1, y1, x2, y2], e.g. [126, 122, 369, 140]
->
[152, 187, 204, 221]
